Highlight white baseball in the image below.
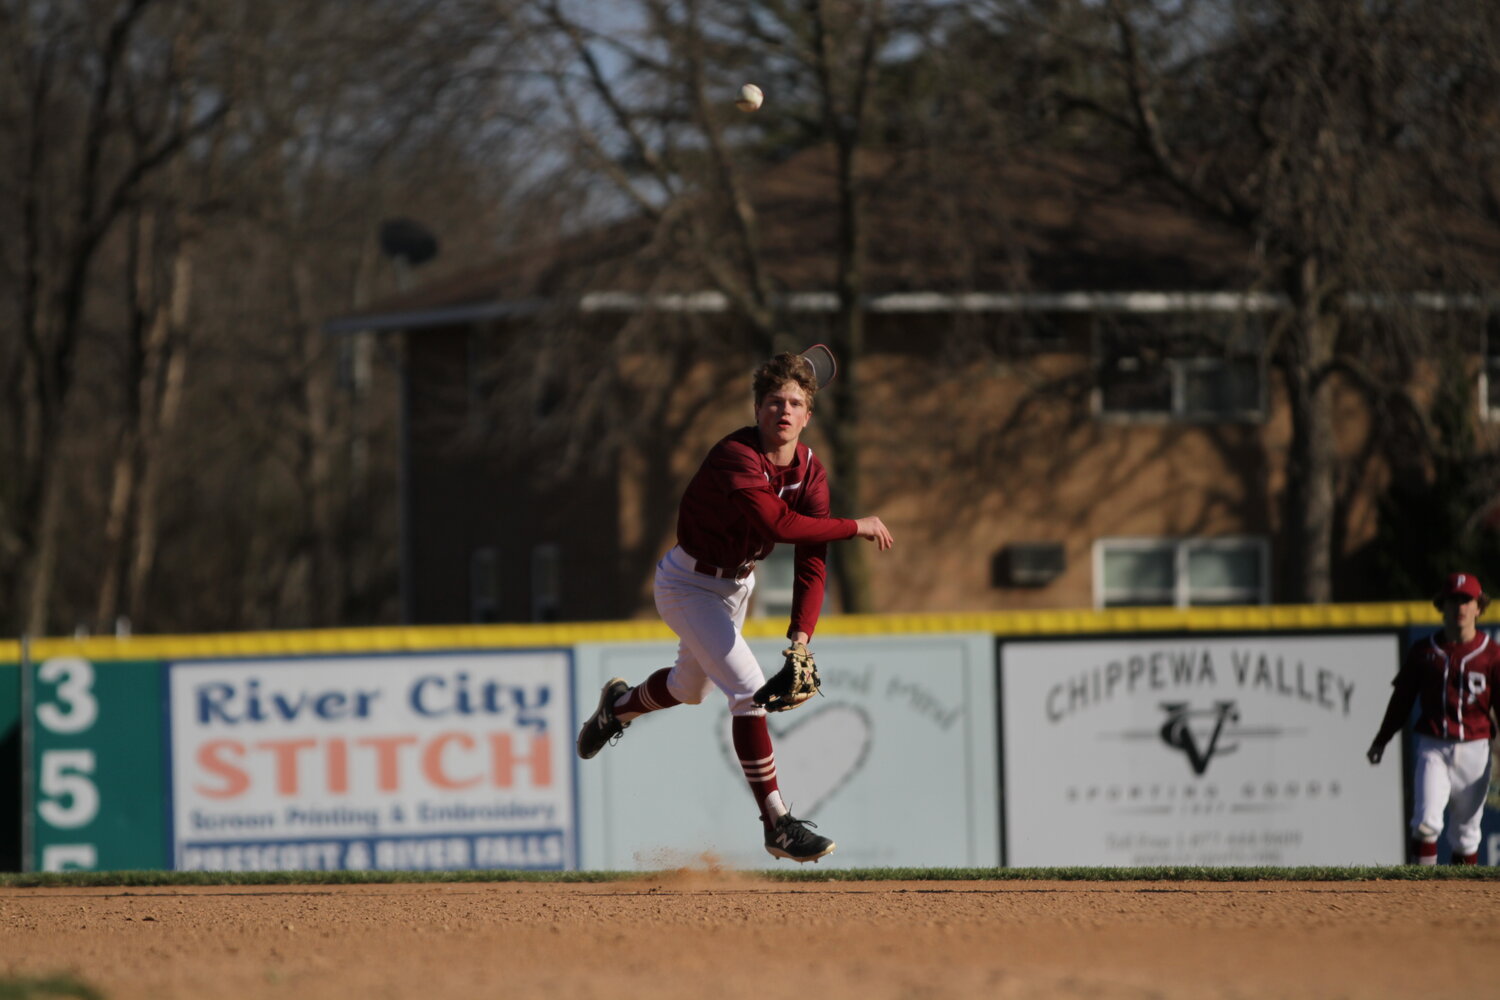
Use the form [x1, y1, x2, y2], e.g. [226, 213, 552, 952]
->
[735, 83, 763, 112]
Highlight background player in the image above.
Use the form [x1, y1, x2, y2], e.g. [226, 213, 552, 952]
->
[1367, 572, 1500, 865]
[576, 348, 893, 862]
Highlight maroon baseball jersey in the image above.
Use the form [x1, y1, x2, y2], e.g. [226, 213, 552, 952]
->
[1374, 631, 1500, 746]
[676, 427, 857, 638]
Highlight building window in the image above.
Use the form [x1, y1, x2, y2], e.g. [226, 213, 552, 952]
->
[531, 543, 560, 622]
[1096, 537, 1268, 608]
[1094, 316, 1263, 421]
[1482, 315, 1500, 419]
[470, 547, 501, 623]
[980, 313, 1072, 358]
[749, 546, 796, 620]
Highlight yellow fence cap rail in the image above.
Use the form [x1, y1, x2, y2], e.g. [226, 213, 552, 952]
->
[0, 601, 1442, 663]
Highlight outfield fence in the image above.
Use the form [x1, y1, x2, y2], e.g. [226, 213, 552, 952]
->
[3, 601, 1495, 872]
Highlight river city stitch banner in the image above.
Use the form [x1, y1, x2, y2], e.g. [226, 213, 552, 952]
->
[167, 651, 575, 871]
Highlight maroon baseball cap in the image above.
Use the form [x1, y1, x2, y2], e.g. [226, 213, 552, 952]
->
[1434, 572, 1484, 603]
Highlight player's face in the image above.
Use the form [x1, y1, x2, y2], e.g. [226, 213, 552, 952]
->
[755, 381, 812, 452]
[1442, 593, 1480, 633]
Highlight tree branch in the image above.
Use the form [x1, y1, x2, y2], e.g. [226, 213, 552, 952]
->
[1106, 0, 1250, 226]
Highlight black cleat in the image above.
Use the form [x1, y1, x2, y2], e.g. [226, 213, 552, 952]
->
[577, 678, 630, 760]
[764, 812, 835, 863]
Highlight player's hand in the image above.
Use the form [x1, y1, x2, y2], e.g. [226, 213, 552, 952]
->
[855, 516, 893, 551]
[1366, 744, 1383, 765]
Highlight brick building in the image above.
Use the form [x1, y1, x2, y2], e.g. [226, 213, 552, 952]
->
[329, 148, 1496, 625]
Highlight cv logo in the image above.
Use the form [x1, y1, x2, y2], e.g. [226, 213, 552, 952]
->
[1159, 701, 1240, 775]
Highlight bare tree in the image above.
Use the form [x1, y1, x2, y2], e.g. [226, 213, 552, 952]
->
[982, 0, 1478, 602]
[1, 0, 539, 634]
[92, 5, 232, 632]
[511, 0, 935, 611]
[167, 0, 530, 630]
[0, 0, 228, 634]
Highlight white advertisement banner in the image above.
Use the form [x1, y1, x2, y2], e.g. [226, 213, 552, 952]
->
[167, 651, 576, 871]
[1002, 634, 1405, 866]
[574, 634, 998, 870]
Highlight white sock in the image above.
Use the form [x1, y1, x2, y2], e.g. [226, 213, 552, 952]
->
[763, 790, 788, 820]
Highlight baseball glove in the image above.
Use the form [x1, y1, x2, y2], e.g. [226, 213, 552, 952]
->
[753, 642, 822, 712]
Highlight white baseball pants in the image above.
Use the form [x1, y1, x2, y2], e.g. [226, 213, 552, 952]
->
[1410, 733, 1493, 855]
[653, 545, 769, 717]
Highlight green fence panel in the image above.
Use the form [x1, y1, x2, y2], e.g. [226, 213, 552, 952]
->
[1, 662, 19, 870]
[27, 658, 168, 871]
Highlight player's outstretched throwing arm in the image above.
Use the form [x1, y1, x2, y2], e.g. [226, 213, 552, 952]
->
[730, 486, 892, 550]
[730, 472, 893, 646]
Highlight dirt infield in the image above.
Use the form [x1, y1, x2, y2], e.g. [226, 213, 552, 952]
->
[2, 875, 1495, 999]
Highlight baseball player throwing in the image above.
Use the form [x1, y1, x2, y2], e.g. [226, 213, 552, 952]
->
[576, 347, 893, 863]
[1368, 572, 1500, 865]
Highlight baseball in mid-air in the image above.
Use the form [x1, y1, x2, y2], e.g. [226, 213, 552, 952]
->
[736, 83, 763, 112]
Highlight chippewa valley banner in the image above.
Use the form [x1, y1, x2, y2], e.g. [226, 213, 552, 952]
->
[1001, 634, 1405, 866]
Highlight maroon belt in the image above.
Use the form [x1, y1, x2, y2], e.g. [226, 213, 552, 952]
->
[693, 559, 755, 581]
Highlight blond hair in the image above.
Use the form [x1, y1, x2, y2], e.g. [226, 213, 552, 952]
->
[752, 352, 818, 409]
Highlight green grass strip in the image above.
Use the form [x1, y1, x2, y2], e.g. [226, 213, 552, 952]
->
[0, 974, 104, 1000]
[2, 865, 1498, 888]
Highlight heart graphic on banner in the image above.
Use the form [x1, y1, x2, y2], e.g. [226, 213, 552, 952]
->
[719, 703, 873, 817]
